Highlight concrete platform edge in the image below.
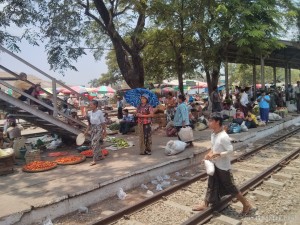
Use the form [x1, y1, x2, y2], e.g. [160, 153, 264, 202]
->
[1, 116, 300, 225]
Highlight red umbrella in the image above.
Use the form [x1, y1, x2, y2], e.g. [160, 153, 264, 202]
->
[61, 86, 87, 94]
[192, 82, 207, 88]
[162, 87, 175, 93]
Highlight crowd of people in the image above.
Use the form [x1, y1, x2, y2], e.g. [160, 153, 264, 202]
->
[3, 73, 300, 216]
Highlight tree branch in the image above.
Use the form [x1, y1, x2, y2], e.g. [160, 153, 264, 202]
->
[93, 0, 133, 55]
[77, 1, 107, 33]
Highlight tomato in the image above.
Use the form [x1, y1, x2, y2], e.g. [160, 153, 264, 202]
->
[55, 156, 83, 164]
[24, 161, 57, 171]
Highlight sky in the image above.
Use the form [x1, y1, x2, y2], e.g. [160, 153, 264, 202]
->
[0, 41, 108, 86]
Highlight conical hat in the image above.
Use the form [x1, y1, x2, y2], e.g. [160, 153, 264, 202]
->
[76, 133, 85, 146]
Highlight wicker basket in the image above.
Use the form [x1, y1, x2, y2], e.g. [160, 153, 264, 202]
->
[25, 149, 41, 164]
[0, 154, 14, 175]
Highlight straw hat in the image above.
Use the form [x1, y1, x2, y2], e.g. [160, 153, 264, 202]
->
[76, 133, 85, 146]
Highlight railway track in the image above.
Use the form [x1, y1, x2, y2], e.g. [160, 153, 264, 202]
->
[89, 128, 300, 225]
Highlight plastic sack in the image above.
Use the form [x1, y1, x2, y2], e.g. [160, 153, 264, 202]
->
[204, 160, 215, 176]
[240, 122, 249, 132]
[287, 102, 297, 112]
[165, 140, 187, 156]
[117, 188, 127, 200]
[78, 206, 88, 213]
[146, 190, 154, 196]
[156, 184, 163, 191]
[228, 123, 241, 134]
[46, 139, 62, 150]
[141, 184, 148, 189]
[268, 113, 282, 121]
[43, 217, 53, 225]
[178, 127, 194, 142]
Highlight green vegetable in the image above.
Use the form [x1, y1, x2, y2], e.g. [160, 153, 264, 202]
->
[109, 123, 120, 131]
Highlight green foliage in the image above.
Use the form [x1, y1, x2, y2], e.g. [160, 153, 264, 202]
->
[0, 0, 299, 91]
[0, 0, 42, 51]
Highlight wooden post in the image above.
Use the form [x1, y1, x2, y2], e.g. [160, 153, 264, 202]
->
[285, 64, 288, 101]
[253, 62, 257, 99]
[288, 65, 292, 85]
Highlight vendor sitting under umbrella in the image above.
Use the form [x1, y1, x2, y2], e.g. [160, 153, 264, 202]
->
[119, 109, 136, 134]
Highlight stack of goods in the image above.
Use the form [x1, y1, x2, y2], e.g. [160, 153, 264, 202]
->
[25, 149, 41, 164]
[152, 113, 167, 127]
[107, 123, 120, 135]
[274, 107, 288, 118]
[0, 148, 14, 175]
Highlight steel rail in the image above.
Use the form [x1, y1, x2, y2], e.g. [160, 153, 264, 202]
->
[182, 147, 300, 225]
[90, 127, 300, 225]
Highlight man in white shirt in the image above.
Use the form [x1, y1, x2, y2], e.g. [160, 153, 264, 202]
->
[240, 88, 249, 115]
[193, 112, 253, 215]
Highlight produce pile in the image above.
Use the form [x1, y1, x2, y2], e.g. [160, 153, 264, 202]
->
[252, 105, 259, 115]
[80, 149, 109, 157]
[108, 123, 120, 131]
[274, 107, 288, 116]
[48, 152, 69, 157]
[106, 137, 129, 148]
[55, 155, 85, 165]
[80, 150, 93, 157]
[23, 161, 57, 172]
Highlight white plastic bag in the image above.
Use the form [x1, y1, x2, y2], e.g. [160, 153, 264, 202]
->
[156, 184, 163, 191]
[141, 184, 148, 189]
[204, 160, 215, 176]
[178, 127, 194, 142]
[146, 190, 154, 196]
[117, 188, 127, 200]
[43, 217, 53, 225]
[287, 102, 297, 112]
[268, 113, 282, 121]
[165, 140, 187, 156]
[240, 122, 248, 132]
[78, 206, 89, 213]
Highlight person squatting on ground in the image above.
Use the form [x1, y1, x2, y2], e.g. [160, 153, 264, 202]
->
[117, 96, 124, 119]
[84, 100, 107, 166]
[174, 94, 193, 146]
[119, 109, 135, 134]
[193, 112, 253, 215]
[136, 94, 154, 155]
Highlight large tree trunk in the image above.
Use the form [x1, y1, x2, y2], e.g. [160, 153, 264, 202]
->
[93, 0, 145, 89]
[176, 53, 184, 95]
[205, 62, 221, 96]
[112, 39, 144, 88]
